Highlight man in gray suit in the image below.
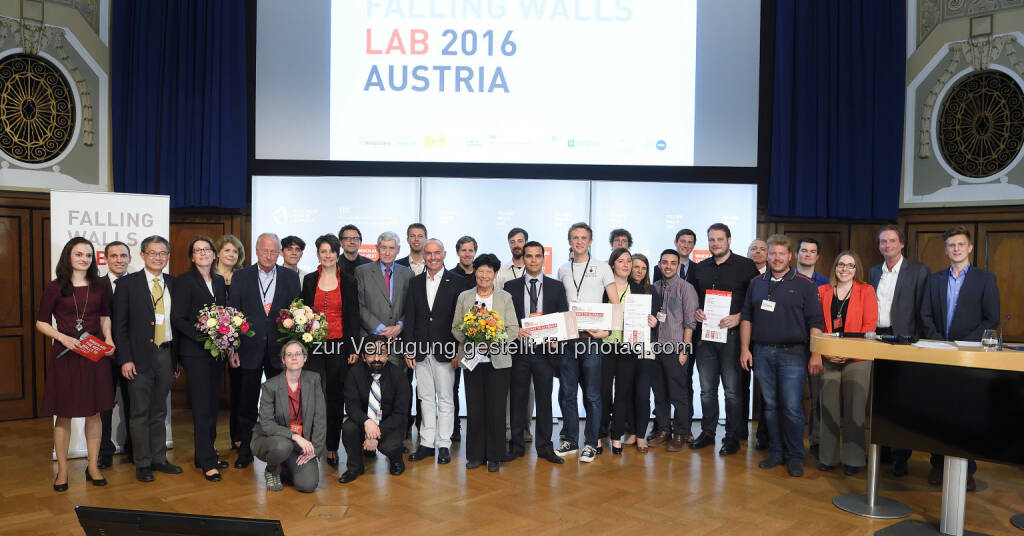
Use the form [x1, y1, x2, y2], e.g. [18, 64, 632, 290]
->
[356, 231, 414, 441]
[868, 223, 930, 477]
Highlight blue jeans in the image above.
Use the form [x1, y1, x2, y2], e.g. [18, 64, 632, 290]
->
[696, 336, 744, 441]
[559, 342, 603, 448]
[753, 344, 807, 461]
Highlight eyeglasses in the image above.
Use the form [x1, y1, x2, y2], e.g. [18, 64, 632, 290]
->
[340, 236, 361, 242]
[194, 248, 213, 254]
[836, 263, 856, 270]
[143, 251, 169, 258]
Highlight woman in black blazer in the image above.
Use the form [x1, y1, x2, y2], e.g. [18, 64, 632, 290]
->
[171, 236, 228, 481]
[301, 234, 361, 469]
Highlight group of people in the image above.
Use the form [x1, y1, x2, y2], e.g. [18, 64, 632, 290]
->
[39, 220, 999, 493]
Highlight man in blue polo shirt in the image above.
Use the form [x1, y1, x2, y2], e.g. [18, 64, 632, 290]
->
[740, 234, 825, 477]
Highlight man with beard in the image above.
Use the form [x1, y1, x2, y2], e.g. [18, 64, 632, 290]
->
[396, 223, 428, 276]
[339, 335, 411, 482]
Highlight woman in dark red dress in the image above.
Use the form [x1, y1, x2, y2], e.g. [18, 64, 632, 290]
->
[36, 237, 116, 491]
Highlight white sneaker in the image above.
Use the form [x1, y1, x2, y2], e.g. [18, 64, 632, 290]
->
[579, 445, 597, 463]
[265, 470, 283, 492]
[555, 440, 578, 457]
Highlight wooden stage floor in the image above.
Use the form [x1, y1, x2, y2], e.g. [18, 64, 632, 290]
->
[1, 410, 1021, 535]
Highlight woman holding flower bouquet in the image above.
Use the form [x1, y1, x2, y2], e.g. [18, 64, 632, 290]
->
[171, 236, 229, 481]
[301, 234, 361, 469]
[451, 254, 519, 473]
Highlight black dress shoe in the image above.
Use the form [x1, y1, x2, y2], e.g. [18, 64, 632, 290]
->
[754, 437, 770, 451]
[689, 433, 716, 449]
[465, 460, 484, 469]
[136, 467, 155, 482]
[204, 471, 222, 482]
[437, 448, 451, 464]
[85, 468, 107, 486]
[486, 461, 500, 472]
[844, 465, 860, 476]
[151, 462, 183, 474]
[325, 454, 339, 468]
[892, 460, 909, 477]
[338, 469, 363, 483]
[53, 476, 68, 492]
[612, 446, 623, 455]
[595, 446, 604, 455]
[234, 455, 252, 469]
[506, 448, 525, 459]
[540, 451, 565, 464]
[719, 439, 740, 455]
[97, 454, 113, 469]
[389, 459, 406, 476]
[408, 446, 435, 461]
[195, 460, 229, 470]
[818, 463, 836, 471]
[451, 430, 462, 442]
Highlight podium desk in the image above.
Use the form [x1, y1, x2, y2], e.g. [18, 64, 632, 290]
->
[810, 334, 1024, 536]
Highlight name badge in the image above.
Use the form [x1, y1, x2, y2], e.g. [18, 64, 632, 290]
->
[153, 313, 165, 325]
[289, 423, 303, 436]
[760, 300, 776, 312]
[529, 312, 543, 317]
[832, 317, 843, 330]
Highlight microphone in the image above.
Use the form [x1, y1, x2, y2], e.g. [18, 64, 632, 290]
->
[864, 331, 918, 345]
[56, 332, 90, 359]
[1000, 315, 1011, 350]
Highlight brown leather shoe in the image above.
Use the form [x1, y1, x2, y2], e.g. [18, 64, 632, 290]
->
[928, 467, 943, 486]
[666, 434, 686, 452]
[966, 475, 976, 491]
[648, 431, 670, 448]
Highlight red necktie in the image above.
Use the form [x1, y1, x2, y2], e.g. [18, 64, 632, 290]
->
[385, 266, 392, 300]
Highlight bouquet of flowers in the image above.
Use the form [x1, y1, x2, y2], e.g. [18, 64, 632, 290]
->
[276, 298, 329, 346]
[455, 305, 508, 344]
[195, 305, 254, 359]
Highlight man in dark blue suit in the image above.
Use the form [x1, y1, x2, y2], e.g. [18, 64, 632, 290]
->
[920, 225, 1000, 491]
[227, 232, 301, 468]
[504, 241, 568, 464]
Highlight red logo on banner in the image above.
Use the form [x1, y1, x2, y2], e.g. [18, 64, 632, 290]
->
[544, 247, 553, 274]
[359, 245, 379, 262]
[692, 250, 712, 263]
[96, 250, 107, 266]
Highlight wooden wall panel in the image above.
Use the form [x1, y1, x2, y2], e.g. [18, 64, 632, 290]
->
[849, 225, 884, 274]
[0, 207, 36, 419]
[979, 224, 1024, 342]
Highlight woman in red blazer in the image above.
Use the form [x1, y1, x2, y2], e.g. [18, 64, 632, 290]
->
[817, 250, 878, 476]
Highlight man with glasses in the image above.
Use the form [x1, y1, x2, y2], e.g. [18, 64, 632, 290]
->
[338, 224, 373, 278]
[113, 236, 182, 482]
[227, 232, 302, 468]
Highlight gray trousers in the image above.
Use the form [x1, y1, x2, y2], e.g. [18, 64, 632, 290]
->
[125, 346, 173, 468]
[251, 435, 320, 493]
[819, 359, 870, 467]
[415, 356, 456, 449]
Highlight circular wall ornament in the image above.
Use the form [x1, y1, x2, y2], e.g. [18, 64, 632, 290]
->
[937, 69, 1024, 179]
[0, 53, 76, 164]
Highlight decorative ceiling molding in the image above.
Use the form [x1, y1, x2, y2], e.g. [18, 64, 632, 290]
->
[919, 0, 1024, 46]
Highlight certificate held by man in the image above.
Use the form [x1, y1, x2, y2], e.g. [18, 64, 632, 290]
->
[520, 312, 578, 343]
[701, 289, 733, 344]
[570, 302, 618, 331]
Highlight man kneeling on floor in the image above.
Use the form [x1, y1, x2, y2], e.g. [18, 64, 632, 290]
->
[339, 335, 411, 483]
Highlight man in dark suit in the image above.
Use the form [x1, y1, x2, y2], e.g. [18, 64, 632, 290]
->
[113, 235, 183, 482]
[869, 224, 930, 477]
[355, 231, 414, 440]
[339, 335, 411, 483]
[920, 225, 1000, 491]
[504, 241, 568, 464]
[227, 232, 302, 468]
[99, 241, 131, 468]
[403, 239, 467, 464]
[338, 224, 373, 278]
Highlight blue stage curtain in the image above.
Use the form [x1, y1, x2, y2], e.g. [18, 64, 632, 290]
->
[112, 0, 247, 209]
[769, 0, 905, 220]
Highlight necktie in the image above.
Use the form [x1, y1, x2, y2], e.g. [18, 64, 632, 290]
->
[152, 277, 165, 346]
[384, 266, 392, 301]
[529, 278, 539, 314]
[368, 372, 382, 424]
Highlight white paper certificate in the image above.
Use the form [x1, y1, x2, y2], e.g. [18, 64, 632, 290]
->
[701, 289, 733, 344]
[570, 302, 614, 331]
[520, 312, 577, 343]
[622, 294, 653, 352]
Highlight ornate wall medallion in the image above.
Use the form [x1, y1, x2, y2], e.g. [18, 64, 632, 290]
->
[938, 69, 1024, 178]
[0, 53, 75, 164]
